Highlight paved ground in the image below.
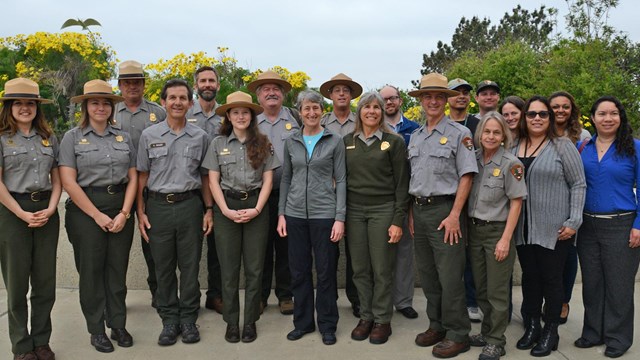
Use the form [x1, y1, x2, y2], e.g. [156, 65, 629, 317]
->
[1, 285, 638, 359]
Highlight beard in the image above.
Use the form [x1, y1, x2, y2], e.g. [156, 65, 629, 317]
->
[198, 88, 217, 102]
[385, 108, 399, 117]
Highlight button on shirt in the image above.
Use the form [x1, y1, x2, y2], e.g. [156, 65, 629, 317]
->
[186, 101, 222, 141]
[136, 121, 209, 193]
[321, 111, 356, 137]
[202, 132, 280, 191]
[0, 131, 58, 193]
[408, 118, 478, 197]
[58, 125, 136, 187]
[114, 99, 166, 150]
[468, 147, 527, 221]
[257, 108, 299, 189]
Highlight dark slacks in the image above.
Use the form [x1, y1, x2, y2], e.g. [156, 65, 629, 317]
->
[517, 240, 571, 323]
[287, 216, 339, 333]
[147, 196, 203, 325]
[66, 190, 134, 334]
[562, 244, 578, 303]
[206, 229, 222, 300]
[578, 213, 639, 352]
[261, 190, 292, 303]
[0, 199, 59, 355]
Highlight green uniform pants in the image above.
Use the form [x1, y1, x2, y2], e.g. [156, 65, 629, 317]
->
[413, 200, 470, 342]
[66, 190, 134, 334]
[214, 194, 268, 326]
[146, 195, 203, 325]
[468, 221, 515, 346]
[346, 201, 397, 324]
[0, 199, 59, 355]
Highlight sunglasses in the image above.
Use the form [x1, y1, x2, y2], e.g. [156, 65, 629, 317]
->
[525, 111, 550, 119]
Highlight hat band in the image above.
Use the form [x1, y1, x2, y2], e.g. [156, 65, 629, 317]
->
[119, 73, 145, 78]
[418, 86, 449, 91]
[84, 92, 115, 96]
[3, 93, 40, 99]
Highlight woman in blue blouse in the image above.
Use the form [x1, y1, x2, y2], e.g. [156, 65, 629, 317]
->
[575, 96, 640, 359]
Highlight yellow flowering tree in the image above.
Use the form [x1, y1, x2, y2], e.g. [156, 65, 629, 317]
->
[0, 31, 116, 132]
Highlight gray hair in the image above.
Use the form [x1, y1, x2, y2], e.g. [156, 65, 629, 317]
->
[475, 111, 513, 150]
[354, 92, 394, 135]
[296, 90, 324, 111]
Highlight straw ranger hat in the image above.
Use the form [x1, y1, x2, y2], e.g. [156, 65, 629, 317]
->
[70, 79, 124, 103]
[118, 60, 146, 80]
[215, 91, 263, 116]
[0, 78, 53, 104]
[247, 70, 292, 93]
[319, 73, 363, 99]
[409, 73, 460, 98]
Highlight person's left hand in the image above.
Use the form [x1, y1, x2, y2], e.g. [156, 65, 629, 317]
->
[202, 211, 213, 235]
[330, 221, 344, 242]
[557, 226, 576, 241]
[388, 224, 403, 243]
[629, 228, 640, 248]
[438, 214, 461, 245]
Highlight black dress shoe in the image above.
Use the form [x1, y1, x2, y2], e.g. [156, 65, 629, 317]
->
[180, 323, 200, 344]
[110, 328, 133, 347]
[241, 323, 257, 343]
[90, 333, 114, 353]
[158, 324, 180, 346]
[604, 346, 626, 358]
[574, 337, 603, 348]
[352, 303, 361, 318]
[225, 325, 240, 343]
[322, 332, 337, 345]
[398, 307, 419, 319]
[287, 328, 314, 341]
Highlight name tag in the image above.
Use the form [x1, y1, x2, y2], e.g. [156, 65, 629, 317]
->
[150, 142, 166, 148]
[346, 145, 355, 150]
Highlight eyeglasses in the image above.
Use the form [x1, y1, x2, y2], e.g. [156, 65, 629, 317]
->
[525, 111, 550, 119]
[383, 96, 400, 102]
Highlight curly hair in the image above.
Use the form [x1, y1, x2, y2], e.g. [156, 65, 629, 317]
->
[0, 99, 53, 140]
[549, 91, 583, 144]
[590, 96, 635, 158]
[219, 109, 271, 170]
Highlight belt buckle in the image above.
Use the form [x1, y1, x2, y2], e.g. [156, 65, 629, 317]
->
[239, 191, 248, 201]
[30, 191, 41, 202]
[427, 197, 433, 204]
[107, 185, 116, 195]
[166, 193, 176, 203]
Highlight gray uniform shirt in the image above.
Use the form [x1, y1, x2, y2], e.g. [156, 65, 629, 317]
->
[408, 117, 478, 197]
[58, 125, 136, 187]
[0, 131, 58, 193]
[137, 121, 209, 193]
[114, 99, 166, 150]
[321, 111, 356, 137]
[186, 101, 222, 141]
[202, 132, 280, 191]
[257, 108, 300, 190]
[468, 147, 527, 221]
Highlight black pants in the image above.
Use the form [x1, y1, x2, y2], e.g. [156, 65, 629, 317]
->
[517, 241, 571, 323]
[206, 229, 222, 299]
[261, 190, 292, 302]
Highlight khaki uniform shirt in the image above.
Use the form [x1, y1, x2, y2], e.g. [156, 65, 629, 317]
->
[58, 125, 136, 187]
[321, 111, 356, 137]
[137, 121, 209, 193]
[257, 108, 299, 189]
[408, 117, 478, 197]
[186, 101, 222, 141]
[203, 132, 279, 191]
[468, 147, 527, 221]
[114, 99, 166, 150]
[0, 131, 58, 193]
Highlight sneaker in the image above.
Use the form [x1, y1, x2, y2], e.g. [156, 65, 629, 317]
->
[470, 333, 487, 347]
[180, 323, 200, 344]
[479, 344, 506, 360]
[468, 307, 483, 323]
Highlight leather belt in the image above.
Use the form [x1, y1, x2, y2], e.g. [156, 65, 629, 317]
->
[583, 211, 635, 220]
[147, 190, 199, 203]
[11, 191, 52, 202]
[413, 195, 455, 206]
[82, 184, 125, 194]
[224, 188, 260, 201]
[471, 217, 506, 226]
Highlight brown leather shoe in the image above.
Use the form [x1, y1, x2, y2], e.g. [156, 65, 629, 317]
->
[279, 299, 294, 315]
[351, 319, 374, 341]
[14, 352, 37, 360]
[34, 345, 55, 360]
[369, 323, 392, 344]
[415, 328, 446, 347]
[205, 296, 223, 314]
[432, 339, 471, 358]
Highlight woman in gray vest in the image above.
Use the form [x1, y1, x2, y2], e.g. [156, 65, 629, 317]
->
[0, 78, 61, 360]
[59, 80, 137, 354]
[277, 90, 346, 345]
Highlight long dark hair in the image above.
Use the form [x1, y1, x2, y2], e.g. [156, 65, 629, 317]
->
[0, 99, 53, 139]
[549, 91, 582, 144]
[520, 95, 558, 140]
[219, 108, 271, 169]
[79, 98, 116, 129]
[590, 96, 635, 158]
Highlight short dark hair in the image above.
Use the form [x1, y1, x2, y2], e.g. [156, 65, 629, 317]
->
[194, 66, 219, 83]
[160, 79, 193, 100]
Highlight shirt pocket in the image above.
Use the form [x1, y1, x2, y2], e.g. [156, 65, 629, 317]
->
[407, 146, 420, 176]
[2, 146, 28, 170]
[111, 142, 131, 166]
[217, 154, 237, 180]
[148, 147, 168, 167]
[429, 147, 452, 174]
[74, 144, 100, 168]
[39, 146, 55, 172]
[479, 177, 505, 202]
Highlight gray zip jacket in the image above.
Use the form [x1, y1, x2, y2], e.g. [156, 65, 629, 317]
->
[278, 127, 346, 221]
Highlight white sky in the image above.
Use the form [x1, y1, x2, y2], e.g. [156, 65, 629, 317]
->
[2, 0, 638, 91]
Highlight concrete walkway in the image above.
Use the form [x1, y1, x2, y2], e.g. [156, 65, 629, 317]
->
[1, 285, 638, 359]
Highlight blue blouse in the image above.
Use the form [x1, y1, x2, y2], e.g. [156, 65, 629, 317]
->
[579, 136, 640, 229]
